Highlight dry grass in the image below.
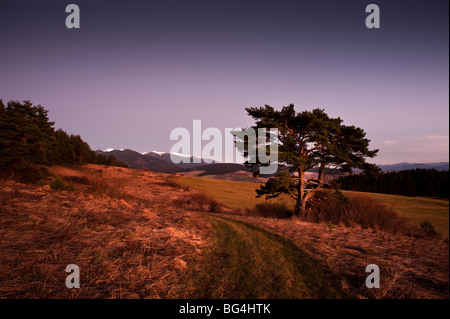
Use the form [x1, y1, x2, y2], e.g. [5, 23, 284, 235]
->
[1, 164, 448, 299]
[173, 192, 225, 213]
[217, 213, 449, 299]
[0, 165, 213, 298]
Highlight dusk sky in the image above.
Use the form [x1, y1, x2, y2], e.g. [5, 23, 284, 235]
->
[1, 0, 448, 165]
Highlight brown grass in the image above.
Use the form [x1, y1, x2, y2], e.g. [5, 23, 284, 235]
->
[173, 191, 226, 213]
[217, 213, 449, 299]
[0, 165, 214, 298]
[0, 164, 448, 299]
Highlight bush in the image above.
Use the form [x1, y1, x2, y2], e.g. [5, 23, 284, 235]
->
[173, 192, 223, 213]
[326, 221, 336, 231]
[50, 176, 72, 190]
[420, 220, 441, 238]
[247, 202, 293, 219]
[307, 189, 410, 234]
[63, 175, 90, 185]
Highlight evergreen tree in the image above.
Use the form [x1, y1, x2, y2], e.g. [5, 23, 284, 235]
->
[335, 169, 449, 198]
[236, 104, 378, 218]
[0, 100, 55, 169]
[0, 100, 102, 173]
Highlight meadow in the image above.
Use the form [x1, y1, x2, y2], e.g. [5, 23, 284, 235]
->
[176, 176, 449, 236]
[0, 165, 448, 299]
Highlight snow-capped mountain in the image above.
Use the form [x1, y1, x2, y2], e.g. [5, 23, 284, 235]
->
[96, 149, 224, 172]
[144, 151, 219, 169]
[96, 149, 181, 173]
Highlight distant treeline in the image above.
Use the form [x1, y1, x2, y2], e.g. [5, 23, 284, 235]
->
[335, 169, 449, 198]
[0, 100, 127, 175]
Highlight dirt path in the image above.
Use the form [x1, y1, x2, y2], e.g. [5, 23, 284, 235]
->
[217, 214, 449, 299]
[185, 215, 346, 298]
[3, 164, 446, 299]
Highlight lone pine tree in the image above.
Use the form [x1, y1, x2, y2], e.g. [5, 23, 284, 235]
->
[238, 104, 379, 219]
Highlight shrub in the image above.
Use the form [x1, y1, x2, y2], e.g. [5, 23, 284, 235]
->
[50, 176, 71, 190]
[326, 221, 336, 231]
[158, 179, 182, 189]
[11, 165, 49, 184]
[247, 202, 293, 219]
[420, 220, 441, 238]
[307, 189, 410, 234]
[208, 199, 221, 213]
[63, 175, 90, 185]
[173, 192, 223, 213]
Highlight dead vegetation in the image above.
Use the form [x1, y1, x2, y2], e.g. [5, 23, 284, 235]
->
[0, 164, 448, 299]
[219, 213, 449, 299]
[305, 190, 414, 235]
[0, 164, 213, 298]
[173, 192, 225, 213]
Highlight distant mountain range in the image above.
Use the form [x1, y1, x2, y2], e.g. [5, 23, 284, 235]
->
[377, 162, 449, 172]
[96, 149, 181, 173]
[96, 149, 449, 175]
[144, 151, 220, 169]
[95, 149, 232, 174]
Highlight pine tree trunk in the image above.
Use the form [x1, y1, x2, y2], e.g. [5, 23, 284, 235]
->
[295, 168, 307, 218]
[294, 197, 308, 220]
[300, 198, 307, 221]
[294, 198, 301, 216]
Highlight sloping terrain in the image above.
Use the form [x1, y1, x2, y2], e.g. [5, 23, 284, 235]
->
[177, 177, 450, 235]
[218, 214, 449, 299]
[0, 164, 345, 298]
[185, 216, 344, 298]
[0, 165, 212, 298]
[176, 176, 449, 298]
[0, 164, 448, 299]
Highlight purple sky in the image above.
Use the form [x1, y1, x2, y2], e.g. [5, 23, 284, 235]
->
[1, 0, 448, 165]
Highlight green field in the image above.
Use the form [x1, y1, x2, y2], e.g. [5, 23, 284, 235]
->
[177, 176, 293, 209]
[343, 191, 449, 236]
[177, 176, 449, 236]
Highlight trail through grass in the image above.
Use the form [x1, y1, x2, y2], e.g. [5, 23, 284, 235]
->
[187, 215, 346, 299]
[178, 176, 449, 236]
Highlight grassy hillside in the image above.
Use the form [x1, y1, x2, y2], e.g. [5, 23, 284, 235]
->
[1, 165, 448, 299]
[0, 164, 344, 298]
[176, 176, 292, 209]
[177, 176, 449, 236]
[0, 165, 213, 298]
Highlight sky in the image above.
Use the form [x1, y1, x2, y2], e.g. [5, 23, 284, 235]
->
[0, 0, 448, 165]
